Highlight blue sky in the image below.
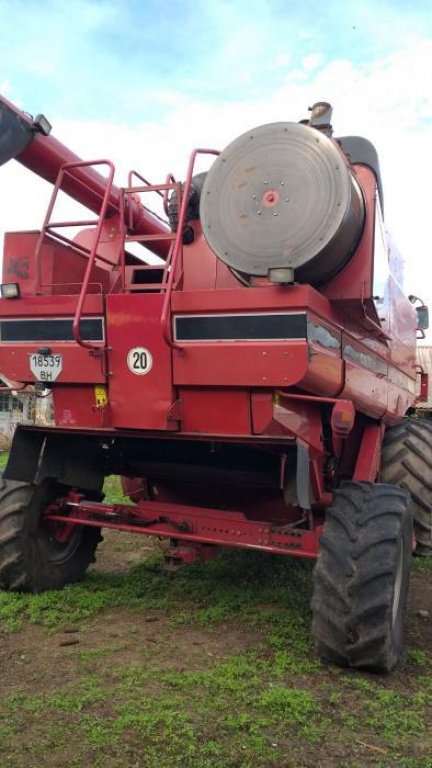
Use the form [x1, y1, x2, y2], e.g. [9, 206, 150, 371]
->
[1, 0, 431, 336]
[2, 0, 431, 120]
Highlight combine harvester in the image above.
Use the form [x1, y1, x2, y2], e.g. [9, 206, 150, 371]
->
[0, 96, 430, 671]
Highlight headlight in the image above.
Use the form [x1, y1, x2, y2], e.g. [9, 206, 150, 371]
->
[0, 283, 20, 298]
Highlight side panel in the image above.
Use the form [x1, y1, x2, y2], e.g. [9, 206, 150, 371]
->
[173, 341, 309, 387]
[341, 336, 388, 418]
[106, 294, 176, 430]
[179, 388, 251, 434]
[3, 231, 112, 295]
[0, 294, 106, 385]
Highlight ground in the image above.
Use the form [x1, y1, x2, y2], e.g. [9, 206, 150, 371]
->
[0, 476, 431, 768]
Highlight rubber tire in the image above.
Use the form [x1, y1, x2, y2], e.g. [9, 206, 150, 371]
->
[311, 482, 412, 672]
[381, 419, 432, 555]
[0, 476, 101, 592]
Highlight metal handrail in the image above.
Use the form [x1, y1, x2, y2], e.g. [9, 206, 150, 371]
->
[160, 148, 220, 349]
[163, 174, 176, 216]
[35, 160, 113, 295]
[66, 161, 116, 349]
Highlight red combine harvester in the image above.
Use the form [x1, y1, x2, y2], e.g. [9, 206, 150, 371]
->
[0, 97, 430, 671]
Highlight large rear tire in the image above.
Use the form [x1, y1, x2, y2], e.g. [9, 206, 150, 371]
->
[311, 482, 412, 672]
[0, 476, 101, 592]
[381, 419, 432, 555]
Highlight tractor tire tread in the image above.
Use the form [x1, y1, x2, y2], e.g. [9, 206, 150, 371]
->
[0, 474, 100, 592]
[311, 481, 412, 672]
[382, 420, 432, 554]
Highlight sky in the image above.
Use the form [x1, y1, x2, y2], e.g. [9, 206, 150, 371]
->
[0, 0, 431, 340]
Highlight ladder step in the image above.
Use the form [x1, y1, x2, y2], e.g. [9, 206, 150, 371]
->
[125, 283, 167, 292]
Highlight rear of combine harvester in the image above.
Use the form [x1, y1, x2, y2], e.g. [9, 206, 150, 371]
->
[0, 97, 431, 672]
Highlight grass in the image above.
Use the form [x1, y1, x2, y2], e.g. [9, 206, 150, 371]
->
[0, 474, 431, 766]
[0, 542, 431, 767]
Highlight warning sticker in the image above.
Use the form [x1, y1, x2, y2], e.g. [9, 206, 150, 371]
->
[94, 385, 108, 407]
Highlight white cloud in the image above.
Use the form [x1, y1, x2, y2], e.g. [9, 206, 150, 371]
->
[1, 38, 431, 340]
[302, 53, 322, 72]
[0, 78, 10, 94]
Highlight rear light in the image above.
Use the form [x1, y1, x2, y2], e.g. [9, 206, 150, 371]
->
[331, 399, 355, 438]
[0, 282, 20, 298]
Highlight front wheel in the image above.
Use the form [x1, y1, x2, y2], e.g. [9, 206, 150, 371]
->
[0, 476, 101, 592]
[311, 481, 412, 672]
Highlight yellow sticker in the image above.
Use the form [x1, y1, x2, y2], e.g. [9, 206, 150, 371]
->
[94, 385, 108, 407]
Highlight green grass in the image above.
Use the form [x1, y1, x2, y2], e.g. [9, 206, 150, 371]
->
[413, 555, 432, 574]
[0, 543, 431, 767]
[1, 632, 431, 768]
[0, 471, 431, 766]
[102, 474, 129, 504]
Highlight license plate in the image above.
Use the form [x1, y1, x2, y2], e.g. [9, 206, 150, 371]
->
[29, 353, 63, 382]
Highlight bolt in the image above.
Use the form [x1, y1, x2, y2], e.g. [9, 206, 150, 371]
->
[285, 198, 290, 202]
[252, 194, 257, 199]
[273, 212, 278, 216]
[264, 180, 269, 184]
[280, 181, 285, 186]
[257, 210, 262, 215]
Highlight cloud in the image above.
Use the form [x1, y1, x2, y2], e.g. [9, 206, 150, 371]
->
[1, 1, 431, 338]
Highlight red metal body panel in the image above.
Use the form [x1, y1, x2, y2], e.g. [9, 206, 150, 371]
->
[180, 388, 252, 434]
[171, 285, 330, 314]
[54, 386, 110, 427]
[298, 341, 343, 397]
[106, 293, 176, 430]
[353, 423, 383, 482]
[3, 345, 105, 384]
[181, 227, 246, 291]
[323, 166, 375, 302]
[0, 294, 104, 317]
[0, 294, 105, 385]
[273, 396, 323, 456]
[3, 231, 112, 296]
[174, 341, 309, 387]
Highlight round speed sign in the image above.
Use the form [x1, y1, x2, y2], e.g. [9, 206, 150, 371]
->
[127, 347, 153, 375]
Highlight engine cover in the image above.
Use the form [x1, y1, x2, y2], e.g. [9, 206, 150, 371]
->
[200, 121, 365, 285]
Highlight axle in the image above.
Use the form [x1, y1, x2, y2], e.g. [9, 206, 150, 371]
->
[45, 495, 322, 559]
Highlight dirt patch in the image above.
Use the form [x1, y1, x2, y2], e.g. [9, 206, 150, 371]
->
[0, 609, 264, 700]
[0, 532, 431, 768]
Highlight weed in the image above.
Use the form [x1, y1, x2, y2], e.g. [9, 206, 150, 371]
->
[258, 685, 317, 722]
[0, 478, 430, 768]
[407, 649, 430, 667]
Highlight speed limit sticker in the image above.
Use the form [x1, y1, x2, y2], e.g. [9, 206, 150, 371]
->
[127, 347, 153, 375]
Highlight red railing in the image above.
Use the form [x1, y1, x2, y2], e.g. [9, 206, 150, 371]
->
[160, 148, 219, 349]
[33, 159, 116, 350]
